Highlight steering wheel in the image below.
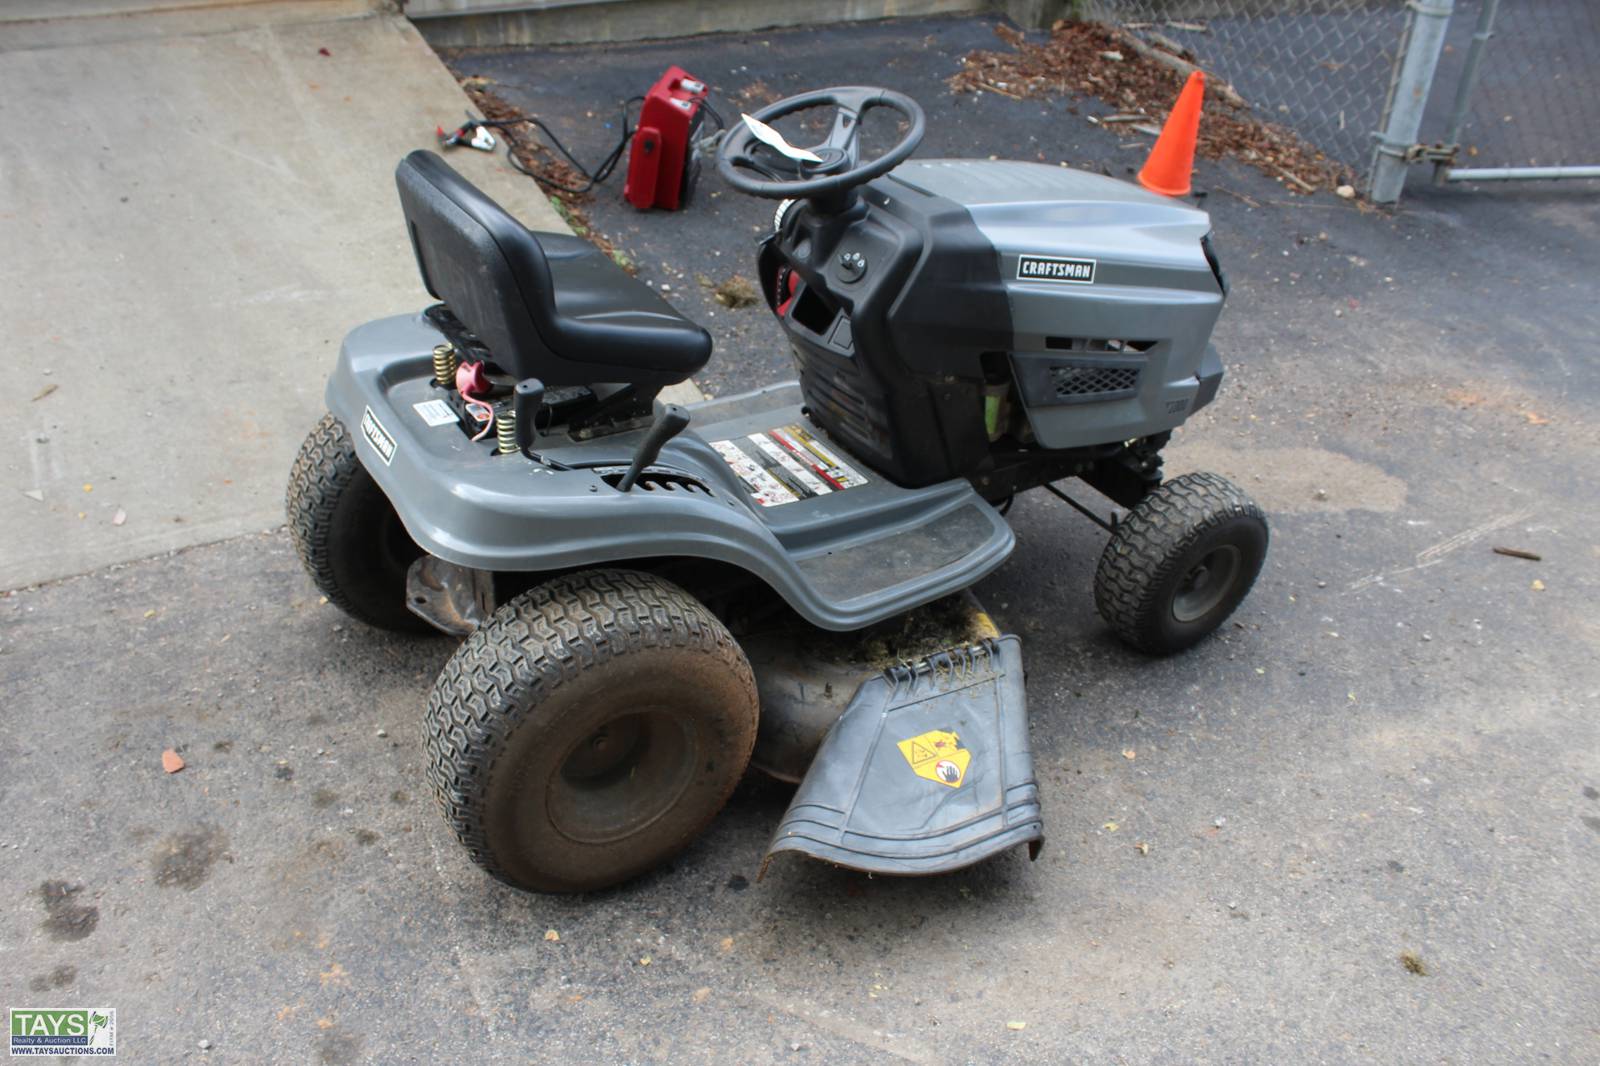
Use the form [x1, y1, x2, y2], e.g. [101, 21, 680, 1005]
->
[716, 86, 925, 202]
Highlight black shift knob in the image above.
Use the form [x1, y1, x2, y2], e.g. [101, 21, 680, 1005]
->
[618, 405, 690, 492]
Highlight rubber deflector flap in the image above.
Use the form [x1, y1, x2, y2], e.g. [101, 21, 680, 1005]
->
[761, 636, 1042, 878]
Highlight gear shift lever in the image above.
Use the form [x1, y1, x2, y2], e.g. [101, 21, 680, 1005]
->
[618, 405, 690, 492]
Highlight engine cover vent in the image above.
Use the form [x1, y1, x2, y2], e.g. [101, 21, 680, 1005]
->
[1012, 339, 1150, 408]
[1050, 362, 1141, 401]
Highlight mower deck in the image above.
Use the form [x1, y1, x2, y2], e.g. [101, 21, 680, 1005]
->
[328, 312, 1016, 631]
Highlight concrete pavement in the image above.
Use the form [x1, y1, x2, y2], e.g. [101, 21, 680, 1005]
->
[0, 1, 568, 590]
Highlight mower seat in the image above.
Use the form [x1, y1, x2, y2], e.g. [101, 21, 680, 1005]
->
[395, 150, 711, 387]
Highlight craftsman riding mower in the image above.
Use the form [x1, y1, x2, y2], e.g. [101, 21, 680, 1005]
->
[286, 85, 1267, 893]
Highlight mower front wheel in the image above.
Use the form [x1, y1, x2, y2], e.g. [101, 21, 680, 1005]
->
[1094, 472, 1268, 655]
[286, 413, 430, 633]
[424, 569, 759, 893]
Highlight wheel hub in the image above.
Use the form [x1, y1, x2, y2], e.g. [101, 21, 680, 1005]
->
[547, 709, 698, 846]
[1172, 544, 1242, 623]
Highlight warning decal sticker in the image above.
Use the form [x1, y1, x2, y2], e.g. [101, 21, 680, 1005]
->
[412, 398, 458, 428]
[897, 729, 971, 789]
[710, 423, 868, 507]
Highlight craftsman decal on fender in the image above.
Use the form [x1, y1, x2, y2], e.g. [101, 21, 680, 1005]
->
[1017, 254, 1096, 284]
[897, 729, 971, 789]
[360, 406, 396, 465]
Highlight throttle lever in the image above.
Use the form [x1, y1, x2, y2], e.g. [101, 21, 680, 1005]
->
[513, 378, 545, 454]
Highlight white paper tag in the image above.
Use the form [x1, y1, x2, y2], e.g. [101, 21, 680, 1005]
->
[412, 398, 458, 428]
[740, 113, 823, 163]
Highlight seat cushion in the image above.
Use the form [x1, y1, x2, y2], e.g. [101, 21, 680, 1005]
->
[536, 233, 712, 378]
[396, 151, 710, 386]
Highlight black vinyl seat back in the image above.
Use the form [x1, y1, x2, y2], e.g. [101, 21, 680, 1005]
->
[395, 151, 711, 387]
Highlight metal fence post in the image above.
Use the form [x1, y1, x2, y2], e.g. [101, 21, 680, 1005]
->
[1433, 0, 1500, 184]
[1368, 0, 1455, 204]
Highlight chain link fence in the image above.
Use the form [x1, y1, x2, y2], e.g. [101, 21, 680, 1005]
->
[1078, 0, 1599, 194]
[1082, 1, 1411, 182]
[1430, 0, 1600, 180]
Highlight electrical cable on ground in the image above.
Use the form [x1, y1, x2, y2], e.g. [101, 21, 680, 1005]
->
[465, 94, 726, 196]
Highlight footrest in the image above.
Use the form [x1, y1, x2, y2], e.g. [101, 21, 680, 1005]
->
[760, 636, 1043, 878]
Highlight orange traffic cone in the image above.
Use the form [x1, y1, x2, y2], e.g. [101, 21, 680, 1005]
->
[1138, 70, 1205, 197]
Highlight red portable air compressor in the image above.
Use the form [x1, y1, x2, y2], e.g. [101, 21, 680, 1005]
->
[624, 67, 710, 211]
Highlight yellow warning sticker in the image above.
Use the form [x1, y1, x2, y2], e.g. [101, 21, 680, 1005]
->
[896, 729, 970, 789]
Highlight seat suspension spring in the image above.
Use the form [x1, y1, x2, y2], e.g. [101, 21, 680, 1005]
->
[496, 406, 517, 455]
[432, 343, 458, 387]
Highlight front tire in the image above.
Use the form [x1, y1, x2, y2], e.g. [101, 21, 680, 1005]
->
[424, 569, 759, 892]
[1094, 472, 1268, 655]
[286, 413, 430, 633]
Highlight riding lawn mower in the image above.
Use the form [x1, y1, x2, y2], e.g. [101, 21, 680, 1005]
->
[286, 83, 1267, 892]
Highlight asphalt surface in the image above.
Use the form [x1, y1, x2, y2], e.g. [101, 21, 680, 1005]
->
[5, 14, 1600, 1065]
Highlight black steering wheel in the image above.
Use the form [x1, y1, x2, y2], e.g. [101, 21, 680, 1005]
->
[716, 86, 925, 202]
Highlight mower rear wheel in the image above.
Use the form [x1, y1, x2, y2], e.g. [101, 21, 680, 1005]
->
[424, 569, 759, 893]
[1094, 472, 1267, 655]
[286, 413, 430, 633]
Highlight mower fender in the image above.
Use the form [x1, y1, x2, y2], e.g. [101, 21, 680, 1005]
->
[325, 314, 1015, 633]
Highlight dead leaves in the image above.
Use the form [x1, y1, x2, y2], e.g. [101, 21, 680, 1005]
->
[950, 21, 1345, 192]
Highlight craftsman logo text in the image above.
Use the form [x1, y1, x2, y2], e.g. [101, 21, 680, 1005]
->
[1017, 254, 1097, 284]
[360, 407, 397, 466]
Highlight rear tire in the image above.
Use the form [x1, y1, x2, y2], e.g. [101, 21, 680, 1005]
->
[286, 413, 430, 633]
[424, 569, 759, 892]
[1094, 472, 1267, 655]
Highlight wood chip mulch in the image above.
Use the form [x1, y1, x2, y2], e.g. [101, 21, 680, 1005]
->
[949, 22, 1349, 194]
[458, 80, 632, 268]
